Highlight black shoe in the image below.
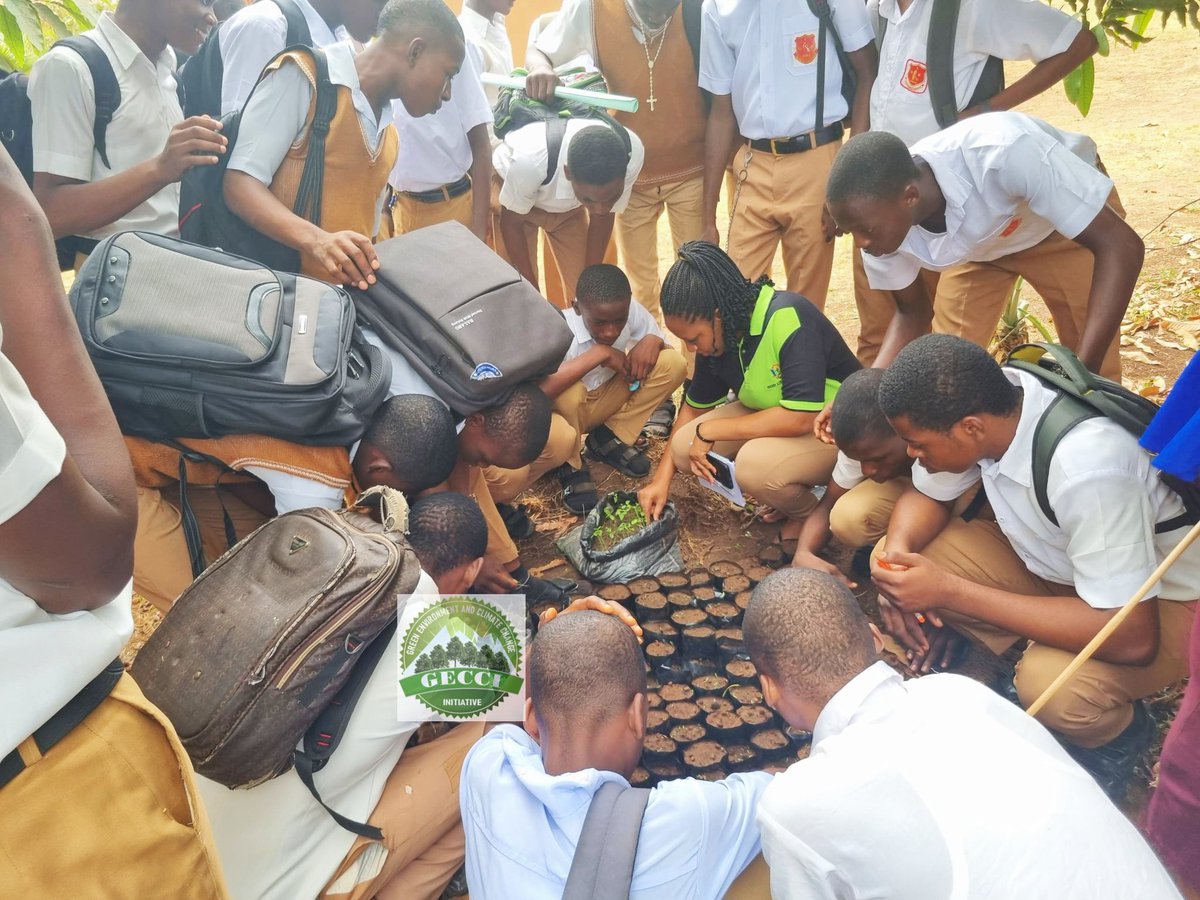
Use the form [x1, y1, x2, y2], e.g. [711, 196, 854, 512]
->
[641, 397, 676, 438]
[556, 462, 599, 515]
[496, 502, 535, 540]
[586, 424, 651, 478]
[1062, 700, 1156, 802]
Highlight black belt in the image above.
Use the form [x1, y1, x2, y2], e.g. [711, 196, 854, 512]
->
[0, 658, 124, 790]
[402, 174, 472, 204]
[748, 123, 844, 155]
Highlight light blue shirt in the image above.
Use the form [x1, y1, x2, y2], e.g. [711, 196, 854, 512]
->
[461, 724, 771, 899]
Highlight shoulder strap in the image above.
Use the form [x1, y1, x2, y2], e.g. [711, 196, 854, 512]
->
[927, 0, 964, 129]
[57, 35, 121, 170]
[1029, 392, 1099, 527]
[273, 0, 314, 47]
[159, 438, 239, 578]
[873, 4, 887, 51]
[682, 0, 703, 73]
[544, 115, 568, 186]
[563, 781, 651, 900]
[805, 0, 831, 129]
[292, 46, 337, 223]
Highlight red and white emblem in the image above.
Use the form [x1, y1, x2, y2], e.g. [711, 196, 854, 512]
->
[1000, 216, 1022, 238]
[901, 59, 928, 94]
[794, 33, 818, 65]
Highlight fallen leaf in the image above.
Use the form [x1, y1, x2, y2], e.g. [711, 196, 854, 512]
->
[1137, 376, 1167, 398]
[1124, 350, 1161, 366]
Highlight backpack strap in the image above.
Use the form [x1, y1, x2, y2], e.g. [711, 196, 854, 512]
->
[274, 0, 314, 47]
[1029, 392, 1100, 528]
[805, 0, 831, 129]
[160, 438, 240, 578]
[563, 781, 651, 900]
[680, 0, 712, 111]
[926, 0, 1003, 128]
[292, 47, 338, 224]
[56, 35, 121, 170]
[872, 3, 887, 51]
[544, 115, 568, 186]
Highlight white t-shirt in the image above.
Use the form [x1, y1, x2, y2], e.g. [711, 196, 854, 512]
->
[197, 571, 440, 900]
[218, 0, 346, 116]
[759, 661, 1183, 899]
[390, 45, 493, 193]
[862, 112, 1112, 291]
[29, 14, 182, 239]
[830, 450, 867, 490]
[911, 368, 1200, 607]
[458, 5, 514, 108]
[870, 0, 1081, 145]
[494, 118, 645, 215]
[0, 329, 133, 758]
[699, 0, 874, 137]
[562, 302, 664, 391]
[227, 41, 395, 237]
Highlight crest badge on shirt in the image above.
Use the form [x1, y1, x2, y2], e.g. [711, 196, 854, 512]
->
[793, 33, 818, 65]
[902, 59, 928, 94]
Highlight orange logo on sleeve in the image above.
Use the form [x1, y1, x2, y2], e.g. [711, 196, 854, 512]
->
[1001, 216, 1022, 238]
[901, 59, 928, 93]
[794, 34, 818, 65]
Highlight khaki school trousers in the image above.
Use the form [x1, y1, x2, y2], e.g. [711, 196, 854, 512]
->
[876, 519, 1195, 747]
[851, 254, 942, 365]
[385, 186, 474, 238]
[726, 140, 840, 308]
[320, 723, 485, 900]
[554, 349, 688, 468]
[669, 401, 838, 519]
[0, 673, 230, 898]
[466, 464, 519, 568]
[135, 484, 270, 613]
[502, 206, 589, 309]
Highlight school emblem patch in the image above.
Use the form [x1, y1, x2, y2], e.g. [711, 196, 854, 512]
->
[769, 362, 782, 381]
[901, 59, 928, 93]
[1001, 216, 1022, 237]
[793, 33, 818, 65]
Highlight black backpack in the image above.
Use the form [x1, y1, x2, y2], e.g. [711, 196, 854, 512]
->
[1006, 343, 1200, 533]
[179, 0, 312, 119]
[493, 68, 631, 186]
[0, 35, 121, 270]
[179, 45, 336, 273]
[805, 0, 860, 127]
[873, 0, 1005, 130]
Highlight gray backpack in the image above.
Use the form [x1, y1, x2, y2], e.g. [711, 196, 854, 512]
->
[70, 231, 391, 446]
[563, 781, 651, 900]
[352, 221, 573, 415]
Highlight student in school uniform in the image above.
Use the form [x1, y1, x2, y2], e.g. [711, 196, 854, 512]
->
[493, 117, 645, 304]
[698, 0, 876, 305]
[826, 113, 1142, 377]
[852, 0, 1099, 363]
[217, 0, 388, 116]
[223, 0, 464, 289]
[29, 0, 226, 253]
[538, 264, 687, 514]
[459, 0, 515, 108]
[384, 44, 493, 240]
[872, 334, 1199, 798]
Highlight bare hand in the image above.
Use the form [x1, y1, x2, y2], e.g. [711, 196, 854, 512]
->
[699, 221, 720, 247]
[539, 595, 644, 643]
[472, 557, 518, 593]
[157, 116, 226, 182]
[524, 67, 560, 103]
[875, 591, 930, 658]
[598, 345, 631, 378]
[813, 405, 835, 445]
[637, 478, 671, 522]
[626, 336, 661, 383]
[305, 230, 379, 290]
[820, 203, 843, 243]
[689, 434, 717, 482]
[792, 549, 857, 589]
[908, 624, 968, 674]
[871, 550, 961, 616]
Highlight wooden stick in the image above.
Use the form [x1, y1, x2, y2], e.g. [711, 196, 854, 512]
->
[1027, 517, 1200, 717]
[480, 73, 640, 113]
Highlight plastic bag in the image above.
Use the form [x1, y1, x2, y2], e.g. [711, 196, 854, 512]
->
[556, 491, 684, 584]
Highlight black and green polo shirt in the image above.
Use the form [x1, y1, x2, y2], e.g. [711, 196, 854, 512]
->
[684, 286, 861, 412]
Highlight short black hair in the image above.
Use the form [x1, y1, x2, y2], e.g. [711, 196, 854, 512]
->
[878, 334, 1020, 432]
[830, 368, 892, 447]
[565, 125, 630, 186]
[660, 240, 767, 350]
[480, 383, 552, 465]
[408, 492, 487, 577]
[530, 610, 645, 729]
[576, 264, 631, 307]
[379, 0, 464, 44]
[826, 131, 919, 206]
[744, 568, 877, 699]
[363, 394, 457, 492]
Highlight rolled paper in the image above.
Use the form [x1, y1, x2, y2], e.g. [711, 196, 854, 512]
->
[481, 72, 640, 114]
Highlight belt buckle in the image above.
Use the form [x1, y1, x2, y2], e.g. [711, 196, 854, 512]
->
[769, 138, 781, 157]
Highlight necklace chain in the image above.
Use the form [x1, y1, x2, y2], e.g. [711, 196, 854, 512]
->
[625, 0, 671, 112]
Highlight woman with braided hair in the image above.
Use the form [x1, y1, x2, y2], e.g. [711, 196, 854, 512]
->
[638, 241, 861, 542]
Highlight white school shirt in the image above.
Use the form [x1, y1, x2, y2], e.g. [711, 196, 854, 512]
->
[831, 450, 867, 490]
[494, 118, 645, 215]
[870, 0, 1081, 145]
[912, 368, 1200, 607]
[218, 0, 346, 116]
[0, 329, 133, 758]
[459, 5, 514, 108]
[532, 0, 656, 69]
[758, 661, 1183, 899]
[461, 725, 771, 900]
[563, 302, 665, 391]
[227, 40, 395, 237]
[862, 112, 1112, 292]
[390, 45, 493, 193]
[699, 0, 874, 138]
[197, 570, 440, 900]
[29, 13, 182, 239]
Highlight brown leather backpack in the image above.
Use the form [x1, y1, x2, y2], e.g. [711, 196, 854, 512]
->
[132, 486, 421, 837]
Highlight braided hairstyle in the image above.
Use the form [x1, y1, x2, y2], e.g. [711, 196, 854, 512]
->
[659, 241, 771, 352]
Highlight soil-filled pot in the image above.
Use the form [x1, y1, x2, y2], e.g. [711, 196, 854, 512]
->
[725, 659, 758, 684]
[646, 709, 671, 734]
[726, 744, 760, 773]
[682, 624, 718, 658]
[635, 592, 669, 621]
[684, 740, 727, 773]
[744, 565, 772, 586]
[643, 732, 679, 764]
[645, 641, 676, 669]
[666, 591, 695, 611]
[670, 722, 707, 748]
[629, 767, 652, 787]
[628, 576, 660, 595]
[749, 729, 790, 762]
[692, 586, 718, 606]
[729, 684, 764, 706]
[697, 695, 734, 715]
[704, 601, 741, 628]
[658, 572, 689, 591]
[705, 710, 746, 744]
[694, 769, 727, 782]
[658, 683, 695, 703]
[691, 674, 730, 697]
[687, 568, 714, 589]
[737, 705, 776, 730]
[641, 619, 678, 646]
[757, 545, 786, 568]
[720, 574, 751, 596]
[645, 761, 686, 782]
[670, 608, 708, 630]
[709, 560, 743, 581]
[646, 690, 663, 710]
[666, 700, 702, 726]
[683, 657, 719, 679]
[733, 591, 753, 616]
[596, 583, 633, 604]
[556, 491, 683, 583]
[654, 661, 690, 684]
[785, 726, 814, 750]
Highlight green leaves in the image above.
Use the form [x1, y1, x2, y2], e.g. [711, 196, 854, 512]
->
[0, 0, 100, 73]
[1063, 55, 1095, 116]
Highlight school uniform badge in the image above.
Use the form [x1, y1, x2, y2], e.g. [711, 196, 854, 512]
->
[1001, 216, 1022, 237]
[902, 59, 928, 93]
[794, 34, 818, 65]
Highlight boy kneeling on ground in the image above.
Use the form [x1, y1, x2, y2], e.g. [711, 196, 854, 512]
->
[539, 264, 687, 514]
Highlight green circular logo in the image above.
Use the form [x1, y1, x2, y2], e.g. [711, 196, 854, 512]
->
[398, 596, 524, 719]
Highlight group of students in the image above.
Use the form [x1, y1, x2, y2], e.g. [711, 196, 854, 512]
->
[3, 0, 1200, 896]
